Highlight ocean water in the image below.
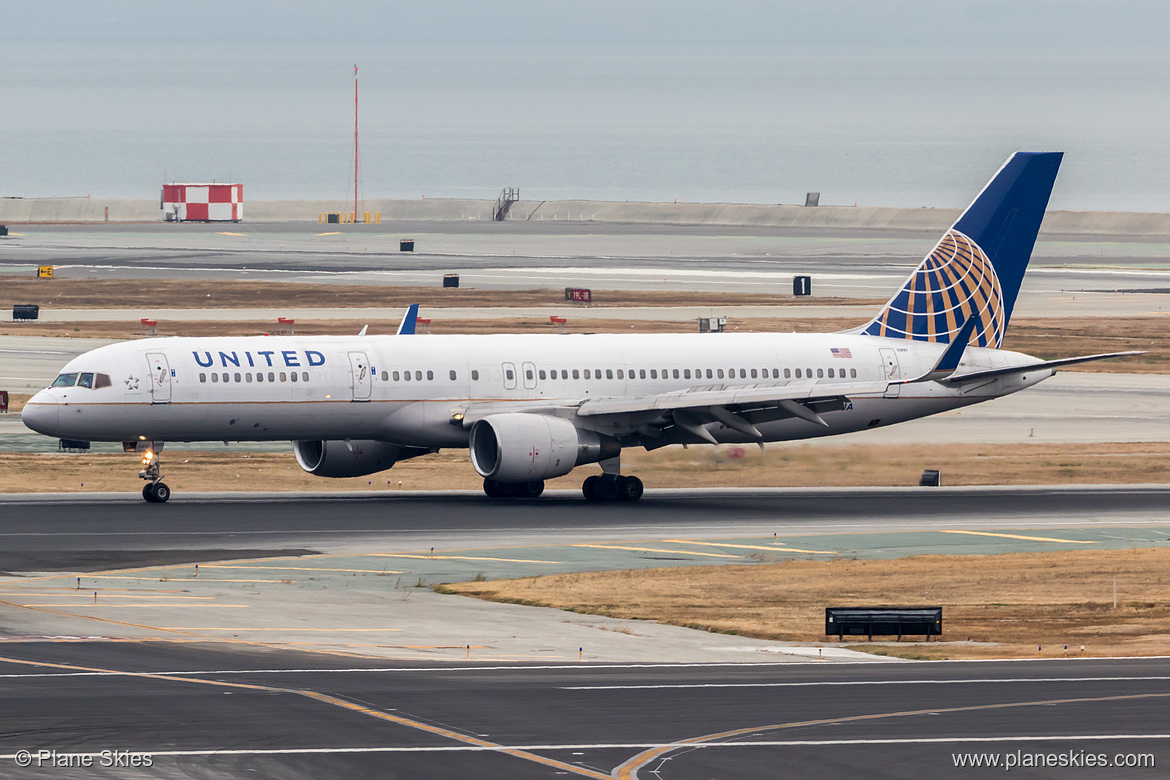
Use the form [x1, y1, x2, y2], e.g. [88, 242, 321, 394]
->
[5, 43, 1170, 212]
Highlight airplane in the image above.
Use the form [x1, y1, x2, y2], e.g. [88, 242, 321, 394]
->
[22, 151, 1139, 504]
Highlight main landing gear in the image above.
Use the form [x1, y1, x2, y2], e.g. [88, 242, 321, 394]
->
[582, 474, 643, 502]
[138, 445, 171, 504]
[483, 478, 545, 499]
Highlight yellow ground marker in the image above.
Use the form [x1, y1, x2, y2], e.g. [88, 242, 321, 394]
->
[315, 231, 341, 236]
[573, 544, 740, 558]
[665, 539, 840, 555]
[940, 530, 1097, 544]
[217, 231, 246, 236]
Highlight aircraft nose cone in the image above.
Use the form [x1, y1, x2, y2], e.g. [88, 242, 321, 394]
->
[21, 392, 60, 436]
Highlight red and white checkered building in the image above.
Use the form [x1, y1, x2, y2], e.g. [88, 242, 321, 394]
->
[161, 183, 244, 222]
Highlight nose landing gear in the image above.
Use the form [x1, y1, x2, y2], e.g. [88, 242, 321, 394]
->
[138, 445, 171, 504]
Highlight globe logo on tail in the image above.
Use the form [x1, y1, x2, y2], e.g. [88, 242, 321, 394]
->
[862, 229, 1005, 348]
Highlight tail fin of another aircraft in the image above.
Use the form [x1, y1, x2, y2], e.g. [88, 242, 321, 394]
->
[859, 151, 1062, 348]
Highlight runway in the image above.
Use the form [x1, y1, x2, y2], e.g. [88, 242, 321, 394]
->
[0, 642, 1165, 779]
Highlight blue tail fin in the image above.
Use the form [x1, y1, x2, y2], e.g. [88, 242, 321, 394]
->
[860, 151, 1062, 347]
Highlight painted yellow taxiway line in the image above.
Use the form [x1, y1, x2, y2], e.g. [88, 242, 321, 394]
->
[573, 544, 741, 559]
[201, 565, 402, 574]
[665, 539, 840, 555]
[940, 530, 1097, 544]
[371, 553, 561, 564]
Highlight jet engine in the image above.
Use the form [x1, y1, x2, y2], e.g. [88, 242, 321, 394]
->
[293, 439, 428, 478]
[469, 413, 619, 483]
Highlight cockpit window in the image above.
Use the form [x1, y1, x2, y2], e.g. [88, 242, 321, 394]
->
[94, 373, 111, 389]
[51, 373, 79, 388]
[77, 372, 94, 389]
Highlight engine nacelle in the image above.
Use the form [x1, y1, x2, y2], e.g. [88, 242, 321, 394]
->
[294, 439, 420, 478]
[469, 413, 619, 483]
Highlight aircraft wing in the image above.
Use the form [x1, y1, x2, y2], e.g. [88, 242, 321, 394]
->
[576, 380, 890, 417]
[461, 379, 891, 442]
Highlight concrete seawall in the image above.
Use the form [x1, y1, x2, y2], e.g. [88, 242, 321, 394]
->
[4, 196, 1170, 236]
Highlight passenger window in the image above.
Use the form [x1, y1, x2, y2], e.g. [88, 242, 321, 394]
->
[471, 369, 479, 380]
[381, 371, 388, 381]
[404, 371, 411, 382]
[199, 373, 207, 383]
[234, 373, 242, 383]
[650, 369, 658, 379]
[828, 368, 835, 378]
[583, 369, 590, 380]
[617, 369, 624, 379]
[415, 371, 423, 381]
[750, 369, 757, 379]
[795, 368, 802, 378]
[505, 369, 514, 381]
[739, 369, 746, 379]
[77, 372, 94, 388]
[51, 373, 78, 388]
[717, 369, 724, 379]
[705, 369, 713, 379]
[450, 370, 457, 381]
[302, 372, 309, 381]
[817, 368, 823, 378]
[784, 368, 791, 378]
[246, 373, 253, 383]
[606, 369, 614, 379]
[851, 368, 857, 378]
[684, 369, 691, 379]
[268, 372, 275, 382]
[210, 373, 218, 383]
[290, 372, 298, 383]
[673, 369, 679, 379]
[393, 371, 400, 381]
[772, 369, 779, 379]
[640, 369, 646, 379]
[806, 368, 812, 377]
[427, 370, 434, 381]
[539, 370, 546, 380]
[563, 370, 570, 379]
[572, 369, 580, 379]
[526, 369, 534, 380]
[279, 372, 287, 382]
[222, 373, 230, 383]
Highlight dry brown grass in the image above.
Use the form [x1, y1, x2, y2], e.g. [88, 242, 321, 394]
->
[445, 547, 1170, 659]
[3, 441, 1170, 493]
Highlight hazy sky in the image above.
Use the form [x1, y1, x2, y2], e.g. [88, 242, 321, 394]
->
[5, 1, 1170, 207]
[7, 1, 1170, 50]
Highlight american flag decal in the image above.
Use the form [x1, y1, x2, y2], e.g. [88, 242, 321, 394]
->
[830, 347, 852, 359]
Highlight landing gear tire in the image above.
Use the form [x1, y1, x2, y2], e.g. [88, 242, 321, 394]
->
[143, 482, 171, 504]
[483, 479, 543, 499]
[517, 480, 545, 498]
[583, 474, 643, 502]
[617, 475, 643, 502]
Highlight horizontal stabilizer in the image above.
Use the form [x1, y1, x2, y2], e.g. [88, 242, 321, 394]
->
[942, 351, 1143, 386]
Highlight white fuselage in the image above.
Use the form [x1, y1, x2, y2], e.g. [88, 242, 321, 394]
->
[22, 331, 1050, 447]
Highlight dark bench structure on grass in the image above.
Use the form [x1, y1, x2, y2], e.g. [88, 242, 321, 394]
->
[826, 606, 942, 642]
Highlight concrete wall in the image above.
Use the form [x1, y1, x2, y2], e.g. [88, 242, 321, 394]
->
[5, 195, 1170, 236]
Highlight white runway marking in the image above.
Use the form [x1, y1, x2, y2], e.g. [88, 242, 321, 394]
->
[561, 676, 1170, 690]
[2, 734, 1168, 760]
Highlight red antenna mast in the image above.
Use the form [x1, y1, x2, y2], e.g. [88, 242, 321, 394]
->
[353, 64, 360, 220]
